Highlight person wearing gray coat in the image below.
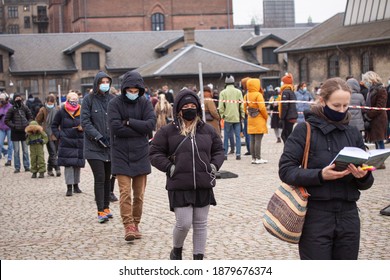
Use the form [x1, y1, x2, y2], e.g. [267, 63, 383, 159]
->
[81, 71, 115, 223]
[108, 70, 156, 241]
[347, 78, 365, 132]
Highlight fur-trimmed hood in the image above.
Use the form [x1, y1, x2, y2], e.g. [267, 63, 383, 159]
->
[25, 120, 44, 134]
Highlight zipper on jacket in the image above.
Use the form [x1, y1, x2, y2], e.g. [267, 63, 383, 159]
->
[191, 136, 196, 189]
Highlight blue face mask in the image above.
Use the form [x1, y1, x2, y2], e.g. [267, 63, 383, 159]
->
[46, 104, 54, 109]
[126, 92, 139, 101]
[99, 83, 110, 93]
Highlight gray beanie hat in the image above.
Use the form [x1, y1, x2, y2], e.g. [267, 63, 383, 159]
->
[225, 74, 235, 84]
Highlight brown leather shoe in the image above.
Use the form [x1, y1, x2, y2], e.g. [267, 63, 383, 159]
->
[124, 225, 136, 241]
[134, 225, 142, 239]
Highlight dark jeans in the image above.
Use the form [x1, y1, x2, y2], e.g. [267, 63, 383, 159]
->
[243, 118, 250, 153]
[281, 121, 294, 143]
[88, 159, 111, 212]
[46, 140, 59, 171]
[299, 200, 360, 260]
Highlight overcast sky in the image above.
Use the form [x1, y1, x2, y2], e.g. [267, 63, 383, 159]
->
[233, 0, 348, 24]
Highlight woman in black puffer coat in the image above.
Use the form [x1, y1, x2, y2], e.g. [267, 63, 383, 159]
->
[52, 91, 85, 196]
[150, 89, 224, 260]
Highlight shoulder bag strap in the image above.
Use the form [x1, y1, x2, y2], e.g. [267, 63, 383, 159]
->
[169, 135, 189, 159]
[302, 121, 311, 169]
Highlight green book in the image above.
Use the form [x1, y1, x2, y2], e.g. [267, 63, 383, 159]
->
[330, 147, 390, 171]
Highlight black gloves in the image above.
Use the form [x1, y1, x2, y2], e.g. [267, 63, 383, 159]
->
[97, 136, 110, 148]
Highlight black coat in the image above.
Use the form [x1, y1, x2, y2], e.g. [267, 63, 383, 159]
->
[149, 89, 225, 192]
[280, 89, 298, 121]
[51, 107, 85, 168]
[279, 111, 374, 202]
[5, 104, 33, 141]
[81, 71, 114, 161]
[108, 71, 156, 177]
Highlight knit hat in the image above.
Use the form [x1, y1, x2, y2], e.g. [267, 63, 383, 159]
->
[0, 93, 7, 99]
[282, 73, 293, 85]
[225, 74, 235, 84]
[177, 93, 199, 111]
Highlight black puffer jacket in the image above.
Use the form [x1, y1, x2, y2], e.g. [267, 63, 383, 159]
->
[280, 88, 298, 121]
[51, 107, 85, 168]
[81, 71, 114, 161]
[279, 111, 374, 202]
[5, 103, 33, 131]
[149, 89, 225, 191]
[108, 70, 156, 177]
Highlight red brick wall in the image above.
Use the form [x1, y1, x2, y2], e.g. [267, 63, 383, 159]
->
[49, 0, 233, 32]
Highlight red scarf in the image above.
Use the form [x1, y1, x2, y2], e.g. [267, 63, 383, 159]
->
[65, 101, 80, 113]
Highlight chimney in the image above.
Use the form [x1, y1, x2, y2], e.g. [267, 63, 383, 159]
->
[254, 24, 260, 36]
[183, 27, 196, 46]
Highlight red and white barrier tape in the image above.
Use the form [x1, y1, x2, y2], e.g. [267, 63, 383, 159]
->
[205, 98, 390, 111]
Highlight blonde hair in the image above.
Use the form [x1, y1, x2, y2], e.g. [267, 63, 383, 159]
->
[179, 116, 200, 136]
[67, 91, 79, 100]
[362, 71, 382, 84]
[158, 94, 166, 111]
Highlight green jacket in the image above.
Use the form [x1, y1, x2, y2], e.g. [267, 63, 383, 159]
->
[218, 85, 245, 123]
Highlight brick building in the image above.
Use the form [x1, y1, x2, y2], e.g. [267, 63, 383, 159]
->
[48, 0, 234, 33]
[0, 0, 49, 34]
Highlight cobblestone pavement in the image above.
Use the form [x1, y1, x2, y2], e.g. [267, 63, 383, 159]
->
[0, 133, 389, 260]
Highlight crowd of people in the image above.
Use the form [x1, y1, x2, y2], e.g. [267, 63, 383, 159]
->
[0, 69, 389, 261]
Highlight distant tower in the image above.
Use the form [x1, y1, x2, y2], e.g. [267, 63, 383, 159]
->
[263, 0, 295, 28]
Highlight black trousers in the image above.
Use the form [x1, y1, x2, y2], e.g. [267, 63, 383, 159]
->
[299, 200, 360, 260]
[88, 159, 111, 212]
[46, 140, 59, 171]
[281, 121, 294, 143]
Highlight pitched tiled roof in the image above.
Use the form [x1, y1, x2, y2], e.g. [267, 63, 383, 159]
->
[0, 27, 311, 75]
[136, 45, 269, 78]
[276, 13, 390, 53]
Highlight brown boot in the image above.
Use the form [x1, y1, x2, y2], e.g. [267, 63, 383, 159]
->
[124, 225, 136, 241]
[134, 225, 142, 239]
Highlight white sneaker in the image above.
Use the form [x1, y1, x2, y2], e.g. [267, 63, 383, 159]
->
[251, 159, 256, 164]
[255, 158, 268, 164]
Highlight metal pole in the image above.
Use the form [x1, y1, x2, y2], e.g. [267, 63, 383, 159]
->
[198, 63, 205, 122]
[58, 84, 61, 107]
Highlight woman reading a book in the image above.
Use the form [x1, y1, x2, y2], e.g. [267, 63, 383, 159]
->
[279, 77, 374, 260]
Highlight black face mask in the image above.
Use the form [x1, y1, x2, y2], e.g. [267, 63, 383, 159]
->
[323, 105, 348, 122]
[181, 108, 197, 121]
[0, 100, 7, 105]
[15, 100, 22, 107]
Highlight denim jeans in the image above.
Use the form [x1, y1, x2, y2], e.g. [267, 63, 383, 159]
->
[223, 122, 241, 156]
[243, 118, 250, 153]
[375, 140, 385, 149]
[13, 140, 29, 170]
[0, 129, 13, 161]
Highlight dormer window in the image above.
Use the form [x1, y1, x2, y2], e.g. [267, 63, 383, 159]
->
[82, 52, 99, 70]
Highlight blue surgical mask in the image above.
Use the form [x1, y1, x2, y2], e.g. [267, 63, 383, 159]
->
[126, 92, 139, 101]
[303, 87, 307, 92]
[46, 104, 54, 109]
[99, 83, 110, 93]
[364, 81, 371, 88]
